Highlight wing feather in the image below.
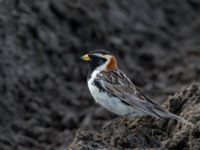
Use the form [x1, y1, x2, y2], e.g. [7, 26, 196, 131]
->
[94, 70, 166, 118]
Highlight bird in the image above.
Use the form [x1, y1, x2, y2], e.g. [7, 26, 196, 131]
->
[81, 50, 193, 126]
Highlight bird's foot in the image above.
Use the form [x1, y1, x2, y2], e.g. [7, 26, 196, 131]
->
[102, 117, 120, 129]
[102, 115, 130, 129]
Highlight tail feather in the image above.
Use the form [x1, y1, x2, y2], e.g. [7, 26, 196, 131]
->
[151, 109, 194, 127]
[146, 100, 194, 127]
[165, 112, 194, 127]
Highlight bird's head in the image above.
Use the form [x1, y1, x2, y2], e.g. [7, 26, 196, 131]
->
[81, 50, 118, 72]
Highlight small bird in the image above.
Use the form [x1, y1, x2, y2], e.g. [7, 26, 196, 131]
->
[81, 50, 193, 126]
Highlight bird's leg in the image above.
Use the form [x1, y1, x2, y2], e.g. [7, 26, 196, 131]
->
[102, 117, 121, 129]
[103, 112, 140, 128]
[119, 115, 129, 124]
[119, 112, 140, 124]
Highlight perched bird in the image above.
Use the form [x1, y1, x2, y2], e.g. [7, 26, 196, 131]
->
[81, 50, 193, 126]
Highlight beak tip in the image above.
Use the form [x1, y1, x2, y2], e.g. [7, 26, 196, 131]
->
[81, 54, 90, 61]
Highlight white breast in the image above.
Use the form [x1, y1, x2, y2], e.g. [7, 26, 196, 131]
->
[87, 70, 134, 116]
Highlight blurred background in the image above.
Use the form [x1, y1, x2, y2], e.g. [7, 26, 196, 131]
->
[0, 0, 200, 149]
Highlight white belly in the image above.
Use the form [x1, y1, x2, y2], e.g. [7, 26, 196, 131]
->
[88, 82, 134, 116]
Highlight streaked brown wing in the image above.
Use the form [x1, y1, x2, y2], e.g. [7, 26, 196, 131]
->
[95, 70, 165, 118]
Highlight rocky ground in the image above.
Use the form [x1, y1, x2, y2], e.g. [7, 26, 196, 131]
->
[0, 0, 200, 150]
[69, 83, 200, 149]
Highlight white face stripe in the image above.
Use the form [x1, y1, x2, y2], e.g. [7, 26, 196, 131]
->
[94, 53, 112, 58]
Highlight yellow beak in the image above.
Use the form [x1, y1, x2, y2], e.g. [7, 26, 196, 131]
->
[81, 54, 91, 61]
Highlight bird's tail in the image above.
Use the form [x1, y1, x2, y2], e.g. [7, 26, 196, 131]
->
[155, 109, 194, 127]
[166, 111, 194, 126]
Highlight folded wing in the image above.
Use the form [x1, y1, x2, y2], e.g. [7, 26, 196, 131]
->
[95, 70, 167, 119]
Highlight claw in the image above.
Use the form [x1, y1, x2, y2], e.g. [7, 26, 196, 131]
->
[102, 117, 121, 129]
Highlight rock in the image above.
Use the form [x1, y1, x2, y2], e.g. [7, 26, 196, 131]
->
[68, 83, 200, 149]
